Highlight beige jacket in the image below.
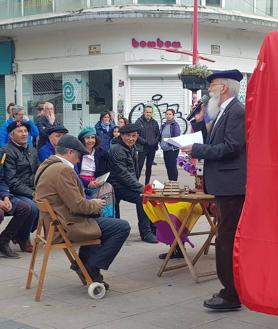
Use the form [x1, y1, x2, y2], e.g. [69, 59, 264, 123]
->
[34, 155, 101, 243]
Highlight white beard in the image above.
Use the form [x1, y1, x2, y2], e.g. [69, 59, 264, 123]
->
[207, 91, 221, 120]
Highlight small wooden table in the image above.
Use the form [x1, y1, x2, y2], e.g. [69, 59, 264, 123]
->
[142, 192, 217, 282]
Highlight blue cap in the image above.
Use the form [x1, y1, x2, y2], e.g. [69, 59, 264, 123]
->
[207, 69, 243, 83]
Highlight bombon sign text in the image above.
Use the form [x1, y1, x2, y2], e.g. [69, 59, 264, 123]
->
[132, 38, 182, 49]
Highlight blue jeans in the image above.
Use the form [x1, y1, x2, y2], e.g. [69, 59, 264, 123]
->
[79, 217, 130, 270]
[15, 196, 39, 233]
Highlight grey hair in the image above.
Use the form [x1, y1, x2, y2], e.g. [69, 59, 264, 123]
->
[55, 146, 69, 155]
[12, 105, 24, 114]
[219, 78, 240, 97]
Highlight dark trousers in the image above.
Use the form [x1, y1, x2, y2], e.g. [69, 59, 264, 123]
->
[16, 196, 39, 232]
[114, 187, 154, 239]
[163, 149, 179, 181]
[215, 195, 245, 302]
[79, 217, 130, 270]
[138, 148, 156, 185]
[0, 198, 33, 244]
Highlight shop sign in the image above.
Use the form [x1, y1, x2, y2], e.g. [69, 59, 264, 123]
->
[132, 38, 181, 49]
[88, 44, 101, 55]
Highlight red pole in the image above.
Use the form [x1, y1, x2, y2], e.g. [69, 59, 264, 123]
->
[193, 0, 198, 65]
[191, 0, 199, 106]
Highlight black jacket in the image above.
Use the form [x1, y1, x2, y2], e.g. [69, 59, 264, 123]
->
[35, 115, 61, 150]
[108, 139, 143, 193]
[3, 140, 39, 199]
[192, 98, 246, 196]
[135, 115, 160, 152]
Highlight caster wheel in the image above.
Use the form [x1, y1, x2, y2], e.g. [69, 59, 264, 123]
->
[88, 282, 106, 299]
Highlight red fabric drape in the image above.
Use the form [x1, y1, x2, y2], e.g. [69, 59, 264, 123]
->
[234, 31, 278, 315]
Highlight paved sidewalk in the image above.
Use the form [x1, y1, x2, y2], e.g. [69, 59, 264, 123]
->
[0, 160, 277, 329]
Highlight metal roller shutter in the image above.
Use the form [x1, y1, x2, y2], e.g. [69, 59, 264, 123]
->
[129, 78, 188, 133]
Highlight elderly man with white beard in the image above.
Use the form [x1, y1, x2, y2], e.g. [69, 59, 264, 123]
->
[182, 69, 246, 311]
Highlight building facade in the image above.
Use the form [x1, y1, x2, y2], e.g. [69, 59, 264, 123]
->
[0, 0, 277, 134]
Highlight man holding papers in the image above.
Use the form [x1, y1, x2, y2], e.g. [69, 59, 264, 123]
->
[182, 69, 246, 311]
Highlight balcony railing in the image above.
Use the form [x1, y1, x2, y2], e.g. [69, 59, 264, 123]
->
[0, 0, 277, 20]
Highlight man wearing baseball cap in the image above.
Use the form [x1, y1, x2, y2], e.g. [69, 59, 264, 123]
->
[38, 124, 68, 162]
[182, 69, 246, 311]
[35, 135, 130, 287]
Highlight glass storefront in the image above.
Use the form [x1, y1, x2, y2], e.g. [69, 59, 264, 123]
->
[22, 69, 112, 136]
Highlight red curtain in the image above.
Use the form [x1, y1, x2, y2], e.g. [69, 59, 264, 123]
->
[234, 31, 278, 315]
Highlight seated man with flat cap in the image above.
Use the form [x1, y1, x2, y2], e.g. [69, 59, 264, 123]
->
[38, 124, 68, 162]
[108, 123, 157, 244]
[35, 134, 130, 287]
[182, 69, 246, 311]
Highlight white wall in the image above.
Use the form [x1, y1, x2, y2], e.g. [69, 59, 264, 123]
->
[12, 21, 266, 111]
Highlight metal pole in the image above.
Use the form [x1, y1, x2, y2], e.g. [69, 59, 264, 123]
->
[192, 0, 199, 105]
[193, 0, 198, 65]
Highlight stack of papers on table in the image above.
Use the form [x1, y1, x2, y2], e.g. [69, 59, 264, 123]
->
[164, 131, 203, 148]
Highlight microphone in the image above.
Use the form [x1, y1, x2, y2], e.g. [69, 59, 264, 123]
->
[186, 95, 210, 121]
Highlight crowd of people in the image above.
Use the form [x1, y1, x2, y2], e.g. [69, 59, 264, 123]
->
[0, 68, 247, 311]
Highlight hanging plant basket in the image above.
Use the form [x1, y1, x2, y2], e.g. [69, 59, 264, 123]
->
[179, 74, 208, 92]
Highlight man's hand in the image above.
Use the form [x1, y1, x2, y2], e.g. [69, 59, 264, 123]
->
[0, 197, 12, 213]
[88, 181, 101, 189]
[46, 110, 56, 125]
[92, 199, 106, 213]
[180, 144, 193, 156]
[194, 104, 205, 122]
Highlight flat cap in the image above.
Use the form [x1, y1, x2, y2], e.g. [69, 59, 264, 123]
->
[57, 135, 89, 155]
[7, 120, 30, 133]
[47, 125, 68, 136]
[119, 123, 141, 134]
[207, 69, 243, 83]
[78, 127, 96, 141]
[12, 105, 24, 115]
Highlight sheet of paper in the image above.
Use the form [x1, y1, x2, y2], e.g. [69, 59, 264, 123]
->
[152, 179, 164, 189]
[164, 131, 203, 148]
[95, 172, 110, 185]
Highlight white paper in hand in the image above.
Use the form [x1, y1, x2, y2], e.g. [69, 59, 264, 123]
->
[164, 131, 203, 148]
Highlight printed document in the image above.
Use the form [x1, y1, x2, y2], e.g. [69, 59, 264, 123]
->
[164, 131, 203, 148]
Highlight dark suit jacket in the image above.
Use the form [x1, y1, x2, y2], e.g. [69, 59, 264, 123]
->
[192, 98, 246, 196]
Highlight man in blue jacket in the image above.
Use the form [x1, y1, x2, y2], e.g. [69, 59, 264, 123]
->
[0, 151, 33, 258]
[0, 105, 39, 147]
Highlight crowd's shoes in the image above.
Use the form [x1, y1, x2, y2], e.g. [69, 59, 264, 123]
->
[203, 294, 242, 311]
[158, 247, 184, 260]
[142, 232, 158, 244]
[12, 239, 33, 253]
[0, 242, 21, 259]
[70, 261, 109, 290]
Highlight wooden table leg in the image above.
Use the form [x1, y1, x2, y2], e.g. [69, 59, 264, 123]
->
[157, 201, 198, 281]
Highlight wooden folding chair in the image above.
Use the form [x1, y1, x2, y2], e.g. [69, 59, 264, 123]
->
[26, 199, 105, 301]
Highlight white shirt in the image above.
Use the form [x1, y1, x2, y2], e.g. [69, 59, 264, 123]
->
[80, 149, 95, 177]
[55, 155, 74, 169]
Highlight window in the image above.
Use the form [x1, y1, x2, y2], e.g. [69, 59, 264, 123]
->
[54, 0, 87, 12]
[24, 0, 53, 16]
[206, 0, 221, 7]
[0, 0, 22, 19]
[138, 0, 175, 4]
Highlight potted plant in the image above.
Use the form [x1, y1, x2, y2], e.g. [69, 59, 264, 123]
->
[179, 64, 212, 91]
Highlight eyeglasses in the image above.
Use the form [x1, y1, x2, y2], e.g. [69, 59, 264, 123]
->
[209, 83, 224, 88]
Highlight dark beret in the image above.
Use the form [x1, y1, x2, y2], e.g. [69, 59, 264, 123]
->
[57, 135, 89, 155]
[119, 123, 141, 134]
[207, 69, 243, 83]
[47, 125, 68, 136]
[7, 120, 31, 133]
